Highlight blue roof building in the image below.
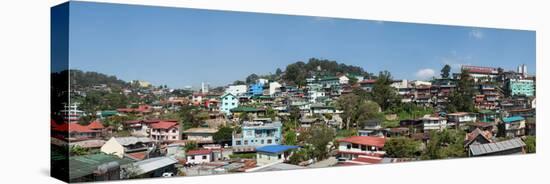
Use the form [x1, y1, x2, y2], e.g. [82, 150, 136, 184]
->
[249, 83, 264, 96]
[256, 145, 300, 154]
[256, 145, 299, 166]
[502, 116, 526, 137]
[503, 116, 525, 123]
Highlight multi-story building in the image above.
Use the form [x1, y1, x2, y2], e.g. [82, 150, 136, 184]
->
[249, 83, 264, 96]
[220, 93, 239, 115]
[431, 79, 457, 110]
[268, 82, 282, 96]
[232, 121, 282, 148]
[420, 116, 447, 132]
[337, 136, 386, 165]
[461, 65, 499, 82]
[359, 79, 376, 92]
[502, 116, 526, 137]
[506, 79, 535, 97]
[225, 85, 247, 96]
[149, 121, 180, 142]
[61, 103, 84, 122]
[447, 112, 477, 128]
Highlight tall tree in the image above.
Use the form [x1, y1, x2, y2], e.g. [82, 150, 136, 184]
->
[371, 71, 401, 111]
[275, 68, 283, 76]
[447, 69, 475, 112]
[440, 64, 451, 79]
[384, 137, 421, 158]
[246, 73, 259, 84]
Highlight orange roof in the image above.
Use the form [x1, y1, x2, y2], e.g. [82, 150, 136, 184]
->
[126, 151, 148, 160]
[187, 149, 212, 155]
[150, 121, 178, 129]
[87, 120, 105, 129]
[68, 123, 98, 133]
[338, 136, 386, 147]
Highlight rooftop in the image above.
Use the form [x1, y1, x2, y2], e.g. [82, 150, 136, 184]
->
[133, 156, 178, 175]
[69, 154, 134, 180]
[150, 121, 178, 129]
[502, 116, 525, 123]
[469, 138, 526, 156]
[338, 136, 386, 147]
[256, 145, 299, 154]
[113, 137, 153, 146]
[187, 149, 213, 155]
[183, 127, 218, 134]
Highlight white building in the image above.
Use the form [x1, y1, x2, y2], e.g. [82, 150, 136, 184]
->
[268, 82, 282, 96]
[100, 137, 154, 158]
[338, 75, 350, 84]
[255, 145, 299, 166]
[186, 149, 213, 164]
[226, 85, 247, 96]
[421, 116, 447, 131]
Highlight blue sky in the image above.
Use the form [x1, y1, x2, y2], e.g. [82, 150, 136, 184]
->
[68, 1, 536, 88]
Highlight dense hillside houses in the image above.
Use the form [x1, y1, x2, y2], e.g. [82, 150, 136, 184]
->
[51, 60, 536, 181]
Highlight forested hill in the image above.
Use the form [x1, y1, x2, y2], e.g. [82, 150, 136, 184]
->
[282, 58, 373, 86]
[69, 69, 129, 90]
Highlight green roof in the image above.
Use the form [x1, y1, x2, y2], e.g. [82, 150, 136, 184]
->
[100, 110, 118, 116]
[319, 76, 339, 81]
[478, 110, 496, 114]
[230, 106, 265, 112]
[69, 154, 134, 180]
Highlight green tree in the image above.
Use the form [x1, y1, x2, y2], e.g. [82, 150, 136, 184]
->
[384, 137, 421, 158]
[371, 71, 401, 111]
[302, 125, 336, 160]
[440, 64, 451, 79]
[69, 145, 88, 156]
[233, 80, 246, 85]
[284, 130, 298, 145]
[524, 136, 536, 153]
[421, 129, 466, 160]
[213, 126, 234, 143]
[335, 93, 361, 129]
[447, 69, 475, 113]
[246, 73, 259, 84]
[184, 141, 198, 151]
[275, 68, 283, 76]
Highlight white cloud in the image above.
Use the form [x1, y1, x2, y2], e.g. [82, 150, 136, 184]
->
[469, 29, 484, 39]
[415, 68, 435, 79]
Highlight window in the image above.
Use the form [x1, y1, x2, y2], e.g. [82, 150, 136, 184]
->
[361, 145, 367, 151]
[244, 140, 248, 145]
[191, 156, 195, 160]
[352, 144, 359, 149]
[172, 129, 176, 133]
[232, 103, 235, 105]
[346, 144, 351, 150]
[267, 139, 272, 144]
[172, 136, 176, 139]
[236, 141, 241, 145]
[202, 155, 207, 159]
[261, 140, 264, 144]
[278, 154, 282, 159]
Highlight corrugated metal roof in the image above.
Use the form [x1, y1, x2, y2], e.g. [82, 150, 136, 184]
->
[114, 137, 153, 146]
[469, 138, 525, 156]
[133, 156, 178, 175]
[69, 154, 134, 180]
